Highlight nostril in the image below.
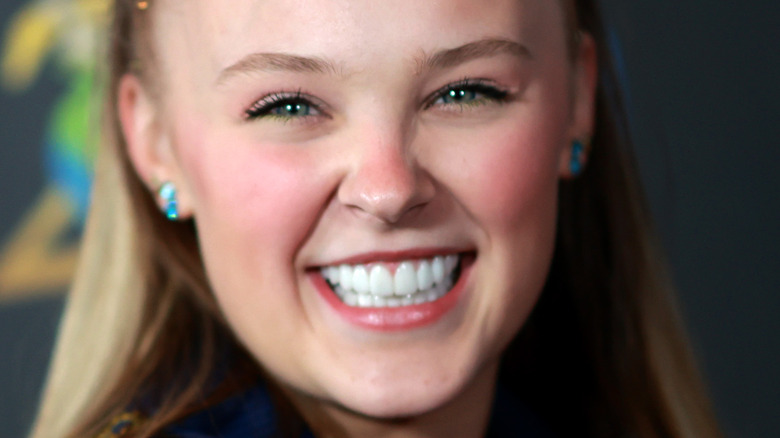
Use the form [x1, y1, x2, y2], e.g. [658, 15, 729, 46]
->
[338, 155, 435, 224]
[347, 191, 425, 224]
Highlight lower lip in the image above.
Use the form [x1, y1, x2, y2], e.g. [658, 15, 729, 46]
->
[309, 254, 474, 332]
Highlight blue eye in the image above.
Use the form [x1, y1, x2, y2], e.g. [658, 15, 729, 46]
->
[429, 80, 509, 109]
[245, 91, 321, 121]
[440, 88, 480, 103]
[269, 102, 313, 117]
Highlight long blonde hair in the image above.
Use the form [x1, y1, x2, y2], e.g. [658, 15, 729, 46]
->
[32, 1, 722, 437]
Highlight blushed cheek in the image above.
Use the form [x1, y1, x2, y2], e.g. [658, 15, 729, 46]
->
[456, 124, 564, 233]
[173, 122, 326, 267]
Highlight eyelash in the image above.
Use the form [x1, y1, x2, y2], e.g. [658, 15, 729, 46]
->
[244, 89, 320, 121]
[243, 79, 510, 121]
[425, 78, 510, 109]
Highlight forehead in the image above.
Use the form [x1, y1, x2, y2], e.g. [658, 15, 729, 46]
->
[153, 0, 564, 81]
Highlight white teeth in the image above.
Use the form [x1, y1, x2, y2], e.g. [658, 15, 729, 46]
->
[339, 265, 353, 290]
[321, 253, 462, 308]
[393, 262, 417, 296]
[417, 261, 434, 291]
[352, 265, 370, 294]
[432, 256, 445, 284]
[369, 265, 394, 296]
[344, 291, 358, 306]
[324, 266, 339, 284]
[358, 294, 373, 308]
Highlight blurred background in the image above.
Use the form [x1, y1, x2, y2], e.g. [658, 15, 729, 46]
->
[0, 1, 777, 437]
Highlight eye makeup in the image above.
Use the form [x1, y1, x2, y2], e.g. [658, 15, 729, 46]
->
[424, 78, 511, 111]
[244, 89, 326, 122]
[242, 76, 514, 124]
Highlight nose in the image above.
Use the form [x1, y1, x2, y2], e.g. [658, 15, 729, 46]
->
[337, 128, 435, 224]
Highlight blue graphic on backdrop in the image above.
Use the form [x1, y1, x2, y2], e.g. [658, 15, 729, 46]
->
[0, 0, 109, 300]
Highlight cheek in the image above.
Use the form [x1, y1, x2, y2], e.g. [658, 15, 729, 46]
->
[453, 117, 566, 234]
[173, 118, 325, 277]
[450, 115, 568, 345]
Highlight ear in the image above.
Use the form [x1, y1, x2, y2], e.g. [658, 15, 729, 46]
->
[559, 32, 598, 178]
[118, 74, 193, 218]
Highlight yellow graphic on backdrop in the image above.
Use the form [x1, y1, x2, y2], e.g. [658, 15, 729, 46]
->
[0, 188, 79, 300]
[0, 0, 108, 303]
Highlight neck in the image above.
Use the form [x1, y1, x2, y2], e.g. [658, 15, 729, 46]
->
[286, 361, 500, 438]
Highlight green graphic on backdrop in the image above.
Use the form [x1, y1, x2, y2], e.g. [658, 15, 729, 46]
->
[0, 0, 108, 301]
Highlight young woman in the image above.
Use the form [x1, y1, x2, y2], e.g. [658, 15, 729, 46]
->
[31, 0, 722, 436]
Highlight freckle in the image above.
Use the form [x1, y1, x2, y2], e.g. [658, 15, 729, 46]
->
[137, 1, 149, 10]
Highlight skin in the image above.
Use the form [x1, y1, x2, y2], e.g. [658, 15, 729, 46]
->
[119, 0, 596, 436]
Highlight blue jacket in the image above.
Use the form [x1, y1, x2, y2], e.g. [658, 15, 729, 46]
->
[103, 382, 554, 437]
[160, 382, 555, 437]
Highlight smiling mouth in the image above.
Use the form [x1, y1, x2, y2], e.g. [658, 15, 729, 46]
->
[319, 254, 463, 308]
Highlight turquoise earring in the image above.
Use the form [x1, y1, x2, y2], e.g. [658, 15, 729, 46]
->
[570, 139, 586, 176]
[158, 181, 178, 220]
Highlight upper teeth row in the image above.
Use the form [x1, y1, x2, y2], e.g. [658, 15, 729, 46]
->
[320, 255, 459, 297]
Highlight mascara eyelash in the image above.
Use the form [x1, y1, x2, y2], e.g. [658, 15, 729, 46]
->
[244, 89, 313, 120]
[425, 78, 511, 109]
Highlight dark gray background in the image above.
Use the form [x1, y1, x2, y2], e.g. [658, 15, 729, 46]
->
[1, 1, 778, 437]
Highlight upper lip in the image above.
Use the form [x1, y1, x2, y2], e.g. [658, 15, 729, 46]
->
[311, 247, 473, 268]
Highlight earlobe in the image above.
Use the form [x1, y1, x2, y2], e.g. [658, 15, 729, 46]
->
[560, 32, 598, 179]
[559, 138, 591, 179]
[118, 74, 192, 219]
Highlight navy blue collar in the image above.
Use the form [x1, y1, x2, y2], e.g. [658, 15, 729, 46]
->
[163, 381, 553, 437]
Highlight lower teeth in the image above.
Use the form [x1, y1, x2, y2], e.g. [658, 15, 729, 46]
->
[331, 271, 457, 308]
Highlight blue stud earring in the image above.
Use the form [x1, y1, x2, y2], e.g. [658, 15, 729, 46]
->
[158, 181, 178, 220]
[569, 139, 586, 176]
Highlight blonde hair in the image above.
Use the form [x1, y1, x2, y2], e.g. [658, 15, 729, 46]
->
[30, 130, 141, 437]
[32, 1, 722, 437]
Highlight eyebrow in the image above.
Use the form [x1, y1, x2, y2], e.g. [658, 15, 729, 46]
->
[215, 38, 530, 86]
[415, 38, 532, 74]
[216, 53, 340, 86]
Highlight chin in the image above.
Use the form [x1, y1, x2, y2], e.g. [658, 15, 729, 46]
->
[320, 362, 479, 420]
[335, 385, 459, 419]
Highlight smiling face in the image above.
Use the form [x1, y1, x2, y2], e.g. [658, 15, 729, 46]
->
[120, 0, 595, 427]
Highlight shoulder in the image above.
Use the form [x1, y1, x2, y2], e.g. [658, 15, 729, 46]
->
[96, 411, 146, 438]
[161, 383, 278, 437]
[94, 382, 277, 438]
